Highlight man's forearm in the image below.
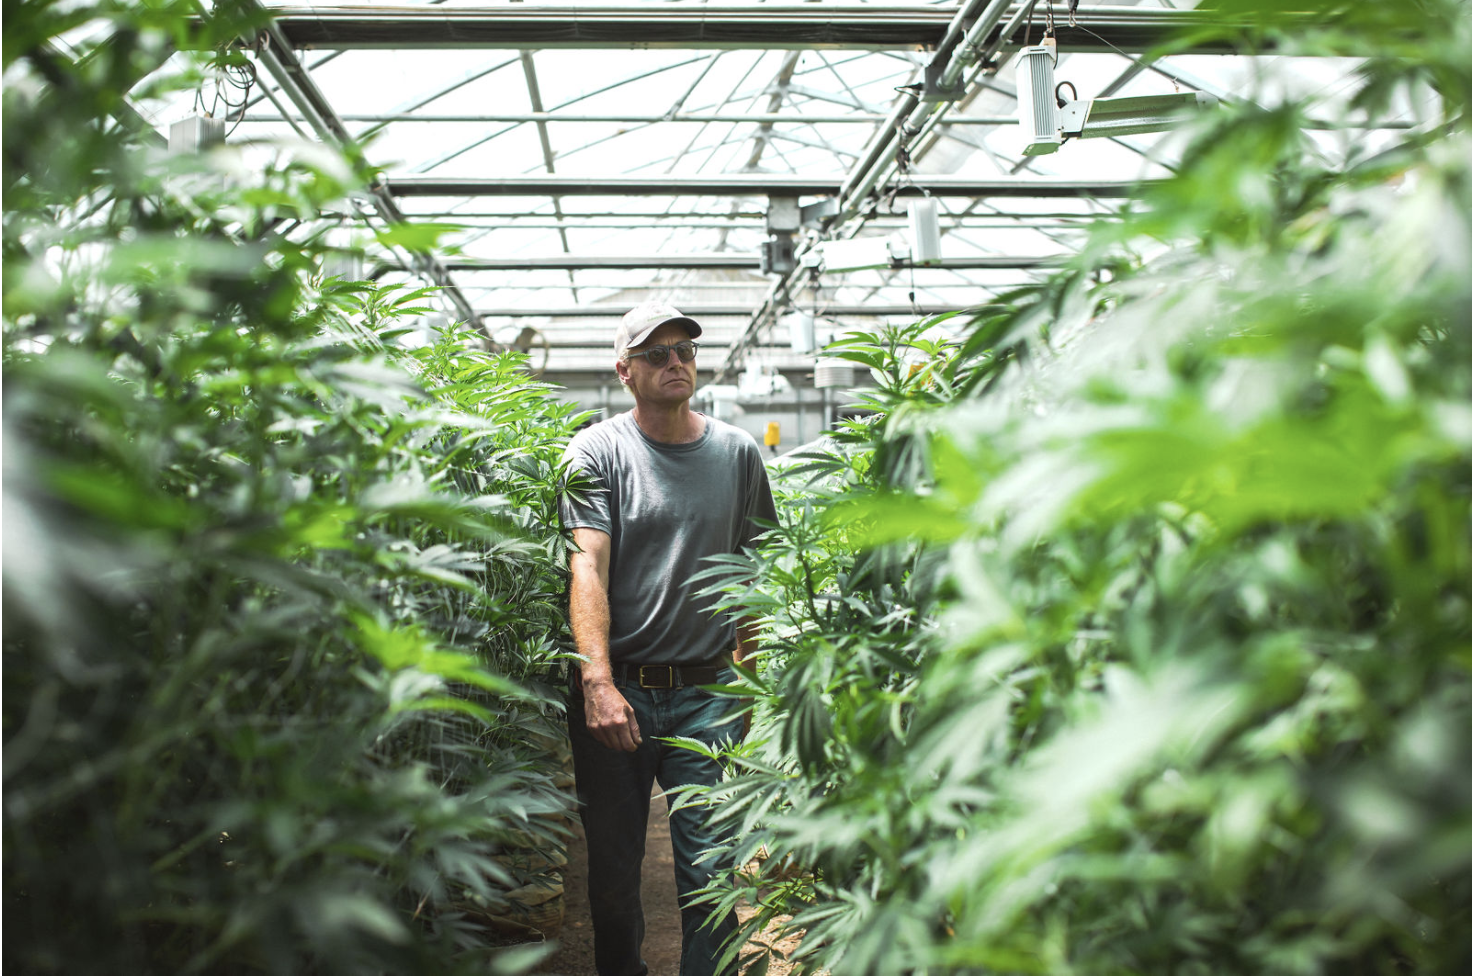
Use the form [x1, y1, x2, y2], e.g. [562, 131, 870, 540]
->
[569, 529, 642, 751]
[569, 563, 614, 684]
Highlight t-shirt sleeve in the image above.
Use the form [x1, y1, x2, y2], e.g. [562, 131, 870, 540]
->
[559, 436, 612, 534]
[739, 445, 779, 551]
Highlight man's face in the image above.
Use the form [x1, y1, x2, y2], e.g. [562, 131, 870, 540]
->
[616, 321, 698, 406]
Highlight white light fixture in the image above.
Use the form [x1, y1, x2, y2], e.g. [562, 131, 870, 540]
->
[168, 115, 225, 154]
[907, 198, 942, 265]
[1016, 44, 1061, 156]
[783, 311, 817, 353]
[1059, 91, 1219, 140]
[814, 237, 893, 272]
[1017, 40, 1217, 154]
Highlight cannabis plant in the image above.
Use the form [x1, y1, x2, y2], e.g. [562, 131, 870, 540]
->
[690, 2, 1472, 973]
[3, 2, 579, 972]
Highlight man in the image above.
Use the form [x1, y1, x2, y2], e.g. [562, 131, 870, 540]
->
[559, 300, 777, 976]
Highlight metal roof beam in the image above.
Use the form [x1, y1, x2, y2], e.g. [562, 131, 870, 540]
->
[377, 214, 1107, 229]
[449, 254, 763, 271]
[262, 5, 1262, 54]
[241, 0, 483, 331]
[517, 49, 580, 301]
[433, 279, 1019, 292]
[474, 338, 957, 351]
[385, 207, 1109, 220]
[408, 53, 713, 173]
[354, 54, 519, 142]
[245, 111, 1019, 125]
[386, 176, 1147, 197]
[714, 0, 1012, 383]
[437, 254, 1059, 271]
[477, 304, 979, 318]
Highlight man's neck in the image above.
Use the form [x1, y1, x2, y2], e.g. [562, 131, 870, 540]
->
[630, 401, 705, 444]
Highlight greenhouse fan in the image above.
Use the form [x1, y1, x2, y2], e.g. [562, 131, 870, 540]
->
[492, 325, 551, 377]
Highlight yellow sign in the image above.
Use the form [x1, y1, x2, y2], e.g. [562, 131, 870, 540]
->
[764, 421, 781, 447]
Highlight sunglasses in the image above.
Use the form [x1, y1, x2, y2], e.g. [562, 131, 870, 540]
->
[623, 340, 698, 367]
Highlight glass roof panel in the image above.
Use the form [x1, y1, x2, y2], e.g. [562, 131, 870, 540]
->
[104, 0, 1431, 392]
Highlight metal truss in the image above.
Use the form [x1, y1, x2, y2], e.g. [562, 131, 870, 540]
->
[169, 1, 1409, 389]
[244, 112, 1021, 124]
[438, 254, 1059, 270]
[239, 0, 483, 330]
[264, 5, 1275, 54]
[385, 176, 1147, 197]
[475, 303, 983, 318]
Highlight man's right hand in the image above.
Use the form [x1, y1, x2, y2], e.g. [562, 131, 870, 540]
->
[583, 679, 643, 752]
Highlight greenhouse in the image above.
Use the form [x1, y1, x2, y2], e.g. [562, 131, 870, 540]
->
[4, 0, 1470, 974]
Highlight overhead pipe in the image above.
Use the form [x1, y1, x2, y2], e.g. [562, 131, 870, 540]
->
[908, 1, 1041, 157]
[835, 91, 921, 210]
[942, 0, 1027, 91]
[837, 0, 1017, 223]
[834, 0, 998, 213]
[717, 0, 1016, 383]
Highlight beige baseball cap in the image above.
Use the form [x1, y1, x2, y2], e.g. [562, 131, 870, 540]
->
[614, 301, 702, 355]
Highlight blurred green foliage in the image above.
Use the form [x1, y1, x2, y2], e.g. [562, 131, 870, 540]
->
[689, 2, 1472, 974]
[3, 1, 581, 972]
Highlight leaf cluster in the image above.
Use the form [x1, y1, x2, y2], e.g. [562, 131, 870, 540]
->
[684, 5, 1472, 974]
[4, 3, 583, 973]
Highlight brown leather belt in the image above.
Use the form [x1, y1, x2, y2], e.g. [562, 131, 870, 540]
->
[612, 661, 725, 689]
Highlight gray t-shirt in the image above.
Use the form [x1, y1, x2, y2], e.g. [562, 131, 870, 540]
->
[560, 412, 778, 666]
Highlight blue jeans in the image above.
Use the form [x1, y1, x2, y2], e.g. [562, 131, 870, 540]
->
[567, 670, 743, 976]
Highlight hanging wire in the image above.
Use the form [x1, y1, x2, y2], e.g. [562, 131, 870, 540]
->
[807, 263, 826, 323]
[1071, 21, 1184, 92]
[889, 125, 927, 317]
[189, 57, 257, 138]
[907, 256, 920, 318]
[220, 60, 257, 137]
[1024, 2, 1057, 56]
[881, 122, 931, 215]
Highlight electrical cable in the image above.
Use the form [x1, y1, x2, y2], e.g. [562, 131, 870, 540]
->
[221, 60, 256, 137]
[1070, 22, 1185, 92]
[881, 123, 925, 214]
[188, 55, 257, 139]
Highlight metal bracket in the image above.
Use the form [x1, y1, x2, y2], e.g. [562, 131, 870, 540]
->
[800, 198, 838, 229]
[921, 57, 966, 103]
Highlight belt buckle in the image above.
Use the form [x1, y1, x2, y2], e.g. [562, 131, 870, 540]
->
[638, 664, 675, 689]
